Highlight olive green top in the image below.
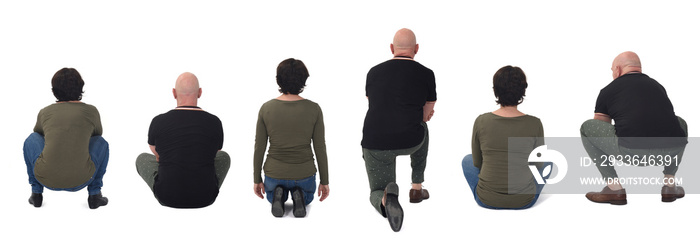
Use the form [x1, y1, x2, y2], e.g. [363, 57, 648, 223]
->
[254, 99, 328, 185]
[33, 102, 102, 189]
[472, 112, 544, 208]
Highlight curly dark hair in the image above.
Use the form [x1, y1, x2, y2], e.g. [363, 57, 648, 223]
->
[51, 68, 85, 102]
[276, 58, 309, 95]
[493, 65, 528, 106]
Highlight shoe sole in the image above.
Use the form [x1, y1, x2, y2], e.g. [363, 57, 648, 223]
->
[272, 187, 285, 217]
[591, 198, 627, 205]
[293, 208, 306, 217]
[88, 204, 106, 209]
[385, 182, 403, 232]
[586, 196, 627, 205]
[608, 200, 627, 205]
[662, 190, 684, 202]
[28, 199, 42, 208]
[292, 190, 306, 217]
[662, 195, 683, 202]
[409, 196, 428, 203]
[271, 201, 284, 217]
[409, 197, 423, 203]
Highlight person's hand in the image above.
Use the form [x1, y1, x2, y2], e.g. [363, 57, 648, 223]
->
[254, 183, 265, 199]
[149, 145, 160, 161]
[423, 102, 436, 122]
[318, 184, 330, 202]
[424, 109, 435, 122]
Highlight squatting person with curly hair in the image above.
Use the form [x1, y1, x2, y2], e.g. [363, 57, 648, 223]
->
[23, 68, 110, 209]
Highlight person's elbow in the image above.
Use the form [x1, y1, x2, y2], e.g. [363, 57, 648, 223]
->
[593, 113, 612, 123]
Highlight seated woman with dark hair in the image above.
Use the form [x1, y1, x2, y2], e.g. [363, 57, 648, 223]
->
[23, 68, 109, 209]
[253, 58, 330, 217]
[462, 65, 546, 209]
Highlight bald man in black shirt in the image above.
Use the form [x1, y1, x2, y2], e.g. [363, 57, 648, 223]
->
[136, 72, 230, 208]
[581, 51, 687, 205]
[361, 28, 437, 232]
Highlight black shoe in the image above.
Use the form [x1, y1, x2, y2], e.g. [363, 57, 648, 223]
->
[271, 186, 285, 217]
[87, 193, 108, 209]
[292, 188, 306, 218]
[384, 182, 403, 232]
[28, 193, 43, 208]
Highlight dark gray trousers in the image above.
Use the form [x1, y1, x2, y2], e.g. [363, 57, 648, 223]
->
[135, 151, 231, 191]
[580, 117, 687, 179]
[363, 122, 429, 215]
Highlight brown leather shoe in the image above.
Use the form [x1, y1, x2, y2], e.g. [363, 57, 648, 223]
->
[585, 186, 627, 205]
[409, 188, 430, 203]
[662, 186, 685, 202]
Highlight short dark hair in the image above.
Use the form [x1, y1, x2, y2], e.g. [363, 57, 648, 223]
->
[276, 58, 309, 95]
[51, 68, 85, 102]
[493, 65, 528, 106]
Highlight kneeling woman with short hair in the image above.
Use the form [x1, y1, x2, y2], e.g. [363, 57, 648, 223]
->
[253, 58, 330, 217]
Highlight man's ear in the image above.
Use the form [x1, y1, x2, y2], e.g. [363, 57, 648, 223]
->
[198, 88, 202, 98]
[390, 44, 395, 54]
[172, 88, 177, 99]
[414, 44, 419, 55]
[613, 65, 622, 79]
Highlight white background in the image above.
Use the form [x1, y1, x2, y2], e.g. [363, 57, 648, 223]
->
[1, 0, 698, 251]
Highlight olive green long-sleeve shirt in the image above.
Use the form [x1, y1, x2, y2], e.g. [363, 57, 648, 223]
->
[33, 102, 102, 189]
[254, 99, 328, 185]
[471, 112, 544, 208]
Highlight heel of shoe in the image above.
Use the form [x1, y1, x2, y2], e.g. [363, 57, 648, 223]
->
[385, 182, 399, 196]
[88, 193, 108, 209]
[661, 186, 684, 202]
[29, 193, 43, 208]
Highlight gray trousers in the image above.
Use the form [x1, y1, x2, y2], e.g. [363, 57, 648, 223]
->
[135, 151, 231, 191]
[580, 117, 687, 179]
[363, 122, 429, 215]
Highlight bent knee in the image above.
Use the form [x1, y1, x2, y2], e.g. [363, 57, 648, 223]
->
[580, 119, 601, 136]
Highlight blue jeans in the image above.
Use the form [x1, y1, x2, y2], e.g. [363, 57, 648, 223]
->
[23, 132, 109, 195]
[264, 175, 316, 205]
[461, 154, 546, 209]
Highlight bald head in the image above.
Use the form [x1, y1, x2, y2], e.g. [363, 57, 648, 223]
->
[391, 28, 419, 58]
[393, 28, 417, 49]
[173, 72, 201, 106]
[175, 72, 200, 95]
[611, 51, 642, 79]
